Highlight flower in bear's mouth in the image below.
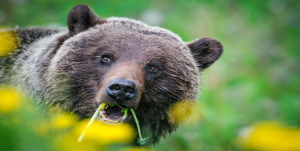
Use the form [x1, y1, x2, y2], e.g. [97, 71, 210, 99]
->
[97, 102, 129, 125]
[80, 102, 146, 145]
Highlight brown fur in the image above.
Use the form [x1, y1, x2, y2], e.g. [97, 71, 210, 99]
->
[0, 4, 223, 145]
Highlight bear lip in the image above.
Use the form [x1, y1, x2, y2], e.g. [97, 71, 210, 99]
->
[96, 103, 128, 125]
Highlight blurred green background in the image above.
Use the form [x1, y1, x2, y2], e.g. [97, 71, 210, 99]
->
[1, 0, 300, 150]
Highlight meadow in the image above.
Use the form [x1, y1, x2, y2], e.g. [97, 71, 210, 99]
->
[1, 0, 300, 150]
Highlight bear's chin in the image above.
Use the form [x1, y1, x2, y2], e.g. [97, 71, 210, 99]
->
[96, 102, 129, 125]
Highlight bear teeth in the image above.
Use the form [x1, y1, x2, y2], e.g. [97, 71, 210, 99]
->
[98, 110, 126, 125]
[97, 102, 127, 125]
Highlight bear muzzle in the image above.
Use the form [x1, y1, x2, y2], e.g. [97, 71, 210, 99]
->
[95, 78, 141, 125]
[94, 63, 144, 125]
[106, 78, 138, 102]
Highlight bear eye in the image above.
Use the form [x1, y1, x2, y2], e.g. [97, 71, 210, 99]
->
[147, 65, 159, 73]
[102, 56, 110, 63]
[150, 66, 158, 72]
[100, 54, 113, 65]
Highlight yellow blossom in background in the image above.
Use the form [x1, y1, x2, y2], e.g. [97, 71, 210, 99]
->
[167, 99, 195, 124]
[237, 121, 300, 151]
[73, 119, 135, 145]
[0, 30, 18, 57]
[54, 134, 99, 151]
[34, 113, 77, 136]
[185, 102, 203, 125]
[51, 113, 77, 129]
[0, 86, 22, 113]
[57, 134, 99, 151]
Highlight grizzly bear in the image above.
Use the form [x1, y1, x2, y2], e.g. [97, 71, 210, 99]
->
[0, 4, 223, 145]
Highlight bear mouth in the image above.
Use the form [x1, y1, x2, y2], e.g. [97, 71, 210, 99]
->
[97, 102, 129, 125]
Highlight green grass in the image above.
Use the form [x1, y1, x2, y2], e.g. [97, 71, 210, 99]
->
[1, 0, 300, 150]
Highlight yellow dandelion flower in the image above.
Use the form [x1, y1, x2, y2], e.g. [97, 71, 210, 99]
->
[52, 113, 77, 129]
[57, 134, 99, 151]
[0, 30, 18, 57]
[0, 86, 22, 113]
[237, 121, 300, 151]
[167, 99, 195, 124]
[74, 119, 135, 145]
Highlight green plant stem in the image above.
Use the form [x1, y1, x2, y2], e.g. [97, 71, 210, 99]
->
[124, 107, 129, 117]
[78, 103, 102, 142]
[130, 108, 146, 145]
[115, 103, 125, 110]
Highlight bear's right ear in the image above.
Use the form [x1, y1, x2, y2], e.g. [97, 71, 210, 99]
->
[187, 38, 223, 71]
[67, 4, 104, 33]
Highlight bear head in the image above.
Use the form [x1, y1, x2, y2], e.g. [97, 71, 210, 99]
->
[47, 4, 223, 145]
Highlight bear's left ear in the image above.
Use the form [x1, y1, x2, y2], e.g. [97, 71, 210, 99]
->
[187, 38, 223, 71]
[67, 4, 105, 33]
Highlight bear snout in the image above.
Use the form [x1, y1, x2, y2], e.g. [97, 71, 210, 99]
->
[106, 78, 138, 102]
[95, 62, 144, 109]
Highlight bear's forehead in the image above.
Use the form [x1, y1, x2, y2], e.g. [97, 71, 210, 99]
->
[103, 17, 183, 43]
[61, 17, 196, 67]
[68, 17, 190, 56]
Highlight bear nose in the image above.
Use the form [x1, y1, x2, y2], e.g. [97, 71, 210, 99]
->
[106, 78, 137, 102]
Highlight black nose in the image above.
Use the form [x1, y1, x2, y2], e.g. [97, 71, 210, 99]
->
[106, 79, 137, 101]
